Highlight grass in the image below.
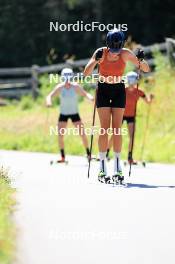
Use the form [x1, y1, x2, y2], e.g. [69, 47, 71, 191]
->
[0, 52, 175, 163]
[0, 168, 16, 264]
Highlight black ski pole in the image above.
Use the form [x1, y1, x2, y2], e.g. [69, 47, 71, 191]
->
[140, 102, 151, 162]
[88, 88, 97, 178]
[129, 62, 141, 177]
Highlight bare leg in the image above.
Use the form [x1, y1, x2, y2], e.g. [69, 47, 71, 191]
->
[127, 122, 135, 162]
[112, 108, 125, 152]
[112, 108, 125, 173]
[106, 135, 113, 159]
[108, 136, 113, 150]
[73, 121, 89, 149]
[97, 107, 111, 152]
[58, 121, 67, 158]
[127, 122, 134, 153]
[97, 107, 111, 174]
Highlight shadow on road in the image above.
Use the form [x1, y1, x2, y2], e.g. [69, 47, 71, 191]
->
[126, 183, 175, 189]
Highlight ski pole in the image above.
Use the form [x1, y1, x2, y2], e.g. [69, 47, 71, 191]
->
[140, 77, 155, 161]
[129, 61, 141, 177]
[88, 88, 97, 178]
[140, 102, 152, 161]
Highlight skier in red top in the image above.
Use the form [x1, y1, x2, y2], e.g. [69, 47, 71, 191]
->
[107, 71, 153, 163]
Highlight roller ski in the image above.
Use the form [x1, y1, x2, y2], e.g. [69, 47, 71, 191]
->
[123, 159, 146, 167]
[50, 158, 68, 165]
[112, 171, 127, 187]
[98, 171, 111, 184]
[124, 152, 146, 167]
[124, 159, 138, 166]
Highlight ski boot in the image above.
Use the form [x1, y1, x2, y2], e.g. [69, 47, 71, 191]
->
[57, 157, 66, 163]
[50, 157, 68, 165]
[127, 152, 137, 166]
[112, 171, 125, 185]
[98, 171, 111, 184]
[128, 158, 138, 165]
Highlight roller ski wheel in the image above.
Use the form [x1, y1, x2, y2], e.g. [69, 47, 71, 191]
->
[124, 161, 127, 166]
[129, 160, 146, 167]
[112, 172, 127, 186]
[50, 159, 68, 165]
[98, 171, 111, 184]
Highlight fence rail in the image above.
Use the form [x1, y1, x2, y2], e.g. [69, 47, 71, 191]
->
[0, 67, 31, 76]
[0, 39, 174, 99]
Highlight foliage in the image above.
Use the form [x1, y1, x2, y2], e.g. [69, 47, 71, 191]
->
[18, 95, 35, 110]
[0, 168, 16, 264]
[0, 0, 175, 67]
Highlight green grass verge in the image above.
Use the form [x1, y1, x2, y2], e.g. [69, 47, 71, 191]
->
[0, 168, 16, 264]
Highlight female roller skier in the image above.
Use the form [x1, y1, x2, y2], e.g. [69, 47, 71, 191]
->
[46, 68, 94, 162]
[84, 29, 150, 184]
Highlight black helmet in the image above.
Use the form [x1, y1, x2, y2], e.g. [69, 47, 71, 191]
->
[106, 29, 125, 53]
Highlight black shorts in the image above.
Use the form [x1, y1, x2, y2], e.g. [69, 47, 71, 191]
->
[96, 82, 126, 108]
[123, 116, 135, 124]
[58, 113, 81, 123]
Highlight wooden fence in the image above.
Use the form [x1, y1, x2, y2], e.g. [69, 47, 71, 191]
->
[0, 38, 174, 99]
[0, 65, 39, 99]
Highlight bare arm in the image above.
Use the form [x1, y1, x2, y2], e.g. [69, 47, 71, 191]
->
[75, 84, 94, 101]
[122, 49, 150, 73]
[83, 57, 98, 76]
[45, 83, 63, 107]
[83, 48, 104, 76]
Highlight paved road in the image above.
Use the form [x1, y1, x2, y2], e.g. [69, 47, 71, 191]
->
[1, 150, 175, 264]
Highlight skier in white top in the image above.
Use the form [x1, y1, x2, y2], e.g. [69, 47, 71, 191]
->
[46, 68, 94, 162]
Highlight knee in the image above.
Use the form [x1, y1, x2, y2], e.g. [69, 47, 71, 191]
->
[99, 127, 110, 136]
[113, 127, 122, 136]
[58, 129, 65, 137]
